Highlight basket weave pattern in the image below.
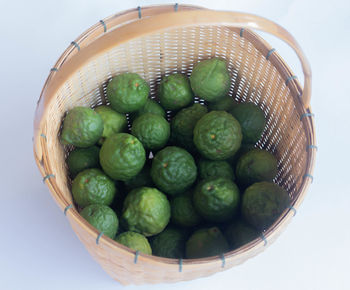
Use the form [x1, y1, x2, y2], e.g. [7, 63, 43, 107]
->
[34, 5, 315, 285]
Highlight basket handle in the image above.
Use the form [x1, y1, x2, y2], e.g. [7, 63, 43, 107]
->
[221, 11, 312, 108]
[39, 10, 312, 111]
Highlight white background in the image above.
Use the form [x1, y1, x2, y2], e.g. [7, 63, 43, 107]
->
[1, 0, 349, 289]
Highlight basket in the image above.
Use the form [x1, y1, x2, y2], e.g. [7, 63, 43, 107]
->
[33, 4, 316, 285]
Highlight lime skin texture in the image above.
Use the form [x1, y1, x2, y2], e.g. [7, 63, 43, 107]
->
[171, 191, 202, 227]
[99, 133, 146, 181]
[236, 149, 278, 187]
[193, 110, 242, 160]
[151, 146, 197, 196]
[224, 220, 260, 250]
[121, 187, 171, 237]
[198, 159, 235, 180]
[80, 204, 119, 239]
[190, 58, 231, 102]
[150, 227, 187, 258]
[230, 102, 266, 144]
[61, 106, 103, 147]
[158, 73, 194, 111]
[186, 227, 229, 259]
[66, 146, 100, 177]
[107, 73, 150, 113]
[94, 105, 127, 144]
[72, 168, 116, 207]
[241, 181, 291, 230]
[115, 231, 152, 255]
[131, 113, 170, 150]
[193, 177, 240, 222]
[171, 103, 208, 152]
[129, 99, 166, 121]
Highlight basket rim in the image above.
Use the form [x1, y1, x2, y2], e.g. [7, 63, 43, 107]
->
[33, 5, 316, 269]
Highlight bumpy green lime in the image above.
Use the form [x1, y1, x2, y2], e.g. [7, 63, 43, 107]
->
[151, 146, 197, 196]
[193, 177, 240, 222]
[186, 227, 229, 258]
[190, 58, 230, 102]
[72, 168, 116, 207]
[242, 182, 291, 230]
[150, 227, 187, 258]
[121, 187, 170, 236]
[171, 191, 202, 227]
[208, 95, 237, 111]
[94, 105, 127, 144]
[129, 99, 166, 121]
[193, 111, 242, 160]
[99, 133, 146, 181]
[198, 159, 235, 180]
[124, 164, 153, 190]
[80, 204, 119, 239]
[131, 113, 170, 150]
[60, 106, 103, 147]
[228, 143, 255, 167]
[158, 73, 194, 110]
[107, 73, 149, 113]
[171, 103, 208, 152]
[230, 102, 266, 144]
[115, 231, 152, 254]
[225, 220, 259, 250]
[67, 146, 100, 177]
[236, 149, 278, 187]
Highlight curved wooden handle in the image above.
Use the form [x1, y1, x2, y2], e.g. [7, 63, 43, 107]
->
[221, 11, 312, 108]
[39, 10, 312, 116]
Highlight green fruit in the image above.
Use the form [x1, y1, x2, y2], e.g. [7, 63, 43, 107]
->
[72, 168, 116, 207]
[171, 103, 208, 152]
[242, 182, 291, 230]
[225, 220, 259, 250]
[208, 96, 237, 111]
[151, 146, 197, 195]
[94, 105, 127, 144]
[171, 191, 202, 227]
[150, 227, 187, 258]
[60, 107, 103, 147]
[107, 73, 149, 113]
[158, 73, 194, 110]
[124, 164, 153, 190]
[190, 58, 230, 102]
[198, 159, 235, 180]
[186, 227, 229, 258]
[66, 146, 100, 177]
[80, 204, 119, 239]
[115, 231, 152, 254]
[193, 111, 242, 160]
[236, 149, 278, 187]
[131, 113, 170, 150]
[99, 133, 146, 181]
[129, 99, 166, 121]
[121, 187, 170, 236]
[228, 143, 255, 167]
[230, 102, 266, 144]
[193, 177, 240, 222]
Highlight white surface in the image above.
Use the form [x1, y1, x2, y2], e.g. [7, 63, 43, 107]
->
[0, 0, 349, 289]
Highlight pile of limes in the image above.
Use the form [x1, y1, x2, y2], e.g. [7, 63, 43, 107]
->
[61, 58, 291, 259]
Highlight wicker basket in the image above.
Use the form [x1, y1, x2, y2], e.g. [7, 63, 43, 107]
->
[33, 4, 316, 285]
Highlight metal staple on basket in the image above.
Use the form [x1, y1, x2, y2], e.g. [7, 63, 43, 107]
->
[96, 232, 104, 245]
[134, 251, 140, 264]
[64, 204, 73, 216]
[42, 174, 55, 183]
[99, 20, 107, 33]
[260, 233, 267, 246]
[266, 48, 276, 60]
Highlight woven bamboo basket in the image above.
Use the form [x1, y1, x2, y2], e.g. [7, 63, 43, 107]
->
[33, 4, 316, 285]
